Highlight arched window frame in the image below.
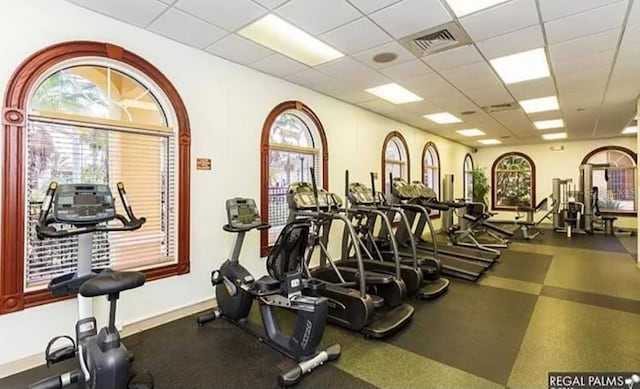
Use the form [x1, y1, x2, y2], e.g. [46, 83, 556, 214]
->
[491, 152, 536, 211]
[260, 101, 328, 257]
[381, 131, 410, 194]
[0, 41, 191, 314]
[463, 154, 474, 201]
[581, 146, 637, 216]
[422, 142, 441, 218]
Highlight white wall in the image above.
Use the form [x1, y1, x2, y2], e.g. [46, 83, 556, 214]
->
[0, 0, 471, 369]
[474, 137, 638, 228]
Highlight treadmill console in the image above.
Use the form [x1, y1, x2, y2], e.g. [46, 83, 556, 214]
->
[288, 182, 341, 210]
[347, 183, 376, 205]
[226, 198, 262, 229]
[391, 178, 418, 200]
[410, 181, 438, 200]
[52, 184, 116, 225]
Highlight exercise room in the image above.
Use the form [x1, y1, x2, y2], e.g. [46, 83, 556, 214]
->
[1, 0, 639, 388]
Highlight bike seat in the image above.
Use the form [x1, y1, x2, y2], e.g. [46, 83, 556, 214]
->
[251, 275, 282, 296]
[79, 269, 145, 297]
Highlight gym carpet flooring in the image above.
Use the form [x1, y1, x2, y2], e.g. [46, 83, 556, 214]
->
[3, 231, 639, 389]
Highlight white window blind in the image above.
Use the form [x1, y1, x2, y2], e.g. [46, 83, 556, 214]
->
[25, 116, 177, 291]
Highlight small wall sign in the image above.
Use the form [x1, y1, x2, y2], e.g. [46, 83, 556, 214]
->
[196, 158, 211, 170]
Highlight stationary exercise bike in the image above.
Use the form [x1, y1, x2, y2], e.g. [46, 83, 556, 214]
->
[30, 182, 152, 389]
[197, 198, 340, 387]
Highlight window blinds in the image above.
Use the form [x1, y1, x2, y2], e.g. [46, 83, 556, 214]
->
[25, 116, 177, 291]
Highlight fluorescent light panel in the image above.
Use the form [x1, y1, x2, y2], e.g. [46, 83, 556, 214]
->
[542, 132, 567, 140]
[519, 96, 559, 113]
[622, 126, 637, 134]
[534, 119, 564, 130]
[479, 139, 501, 145]
[238, 14, 343, 66]
[457, 128, 485, 137]
[490, 48, 550, 84]
[446, 0, 510, 17]
[424, 112, 462, 124]
[365, 83, 423, 104]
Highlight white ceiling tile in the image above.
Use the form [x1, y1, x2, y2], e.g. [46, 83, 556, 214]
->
[320, 17, 392, 55]
[315, 56, 389, 88]
[621, 24, 640, 47]
[506, 77, 556, 100]
[406, 73, 457, 97]
[276, 0, 361, 34]
[148, 8, 227, 48]
[439, 62, 496, 83]
[333, 89, 378, 103]
[205, 34, 273, 65]
[251, 0, 288, 9]
[476, 25, 544, 59]
[66, 0, 168, 27]
[551, 48, 615, 74]
[379, 59, 433, 82]
[398, 100, 444, 115]
[459, 0, 538, 41]
[544, 1, 627, 44]
[358, 99, 397, 113]
[369, 0, 452, 39]
[422, 45, 484, 71]
[250, 53, 308, 77]
[539, 0, 625, 22]
[629, 0, 640, 25]
[348, 0, 403, 14]
[352, 41, 417, 69]
[175, 0, 266, 31]
[548, 28, 620, 60]
[465, 86, 513, 107]
[286, 68, 337, 89]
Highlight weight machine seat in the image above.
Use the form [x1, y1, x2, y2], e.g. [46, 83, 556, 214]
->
[601, 215, 618, 221]
[79, 269, 145, 297]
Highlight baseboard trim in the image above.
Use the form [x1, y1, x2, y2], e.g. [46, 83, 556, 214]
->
[0, 298, 216, 379]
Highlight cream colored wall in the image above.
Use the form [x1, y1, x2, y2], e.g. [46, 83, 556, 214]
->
[474, 137, 638, 229]
[0, 0, 471, 369]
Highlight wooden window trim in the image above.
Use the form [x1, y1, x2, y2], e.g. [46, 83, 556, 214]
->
[0, 41, 191, 315]
[581, 145, 637, 217]
[491, 151, 536, 211]
[381, 131, 410, 193]
[260, 101, 328, 257]
[421, 142, 440, 219]
[463, 153, 474, 200]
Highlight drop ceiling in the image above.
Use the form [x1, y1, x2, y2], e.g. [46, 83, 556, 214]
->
[64, 0, 640, 147]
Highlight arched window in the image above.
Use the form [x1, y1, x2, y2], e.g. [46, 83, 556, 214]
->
[382, 131, 410, 193]
[1, 42, 191, 314]
[582, 146, 637, 213]
[492, 152, 535, 210]
[463, 154, 474, 201]
[422, 142, 440, 216]
[261, 101, 327, 256]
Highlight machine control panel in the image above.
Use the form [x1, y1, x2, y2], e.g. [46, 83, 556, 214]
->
[288, 182, 341, 210]
[52, 184, 116, 225]
[410, 181, 438, 200]
[391, 178, 420, 200]
[347, 183, 376, 205]
[226, 198, 262, 229]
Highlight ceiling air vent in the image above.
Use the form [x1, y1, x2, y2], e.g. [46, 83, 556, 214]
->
[400, 22, 472, 57]
[482, 102, 519, 113]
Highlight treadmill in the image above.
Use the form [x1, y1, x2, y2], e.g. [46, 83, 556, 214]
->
[287, 179, 414, 338]
[410, 181, 500, 263]
[387, 178, 491, 281]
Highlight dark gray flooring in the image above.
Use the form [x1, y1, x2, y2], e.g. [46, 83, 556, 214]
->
[519, 231, 628, 252]
[487, 250, 553, 284]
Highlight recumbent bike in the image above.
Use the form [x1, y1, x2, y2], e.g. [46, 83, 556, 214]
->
[30, 182, 152, 389]
[197, 198, 340, 387]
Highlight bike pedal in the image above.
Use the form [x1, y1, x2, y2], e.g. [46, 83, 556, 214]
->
[46, 346, 76, 366]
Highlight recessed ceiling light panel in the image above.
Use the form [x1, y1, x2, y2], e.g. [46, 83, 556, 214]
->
[238, 14, 344, 66]
[622, 126, 637, 134]
[534, 119, 564, 130]
[542, 132, 567, 140]
[365, 83, 423, 104]
[519, 96, 559, 113]
[423, 112, 462, 124]
[457, 128, 485, 137]
[446, 0, 510, 17]
[478, 139, 501, 145]
[490, 48, 550, 84]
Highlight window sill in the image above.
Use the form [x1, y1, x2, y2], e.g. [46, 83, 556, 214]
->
[22, 262, 188, 310]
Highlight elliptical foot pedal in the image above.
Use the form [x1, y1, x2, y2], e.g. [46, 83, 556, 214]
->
[415, 278, 450, 300]
[128, 371, 154, 389]
[369, 294, 384, 308]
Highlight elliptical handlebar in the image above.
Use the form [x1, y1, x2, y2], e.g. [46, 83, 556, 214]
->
[36, 182, 146, 239]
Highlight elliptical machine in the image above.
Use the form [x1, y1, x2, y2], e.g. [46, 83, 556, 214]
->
[30, 182, 152, 389]
[197, 198, 340, 387]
